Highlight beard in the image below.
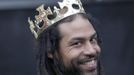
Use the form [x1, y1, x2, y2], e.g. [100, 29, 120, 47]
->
[53, 53, 100, 75]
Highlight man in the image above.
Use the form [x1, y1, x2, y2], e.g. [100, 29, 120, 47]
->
[28, 0, 102, 75]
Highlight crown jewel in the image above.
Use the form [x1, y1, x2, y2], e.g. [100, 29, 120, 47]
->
[28, 0, 85, 39]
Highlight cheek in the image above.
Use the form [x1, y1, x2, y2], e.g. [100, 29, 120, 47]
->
[59, 39, 83, 67]
[95, 45, 101, 53]
[60, 48, 82, 67]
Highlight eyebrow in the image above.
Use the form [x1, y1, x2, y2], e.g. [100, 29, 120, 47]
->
[90, 32, 97, 39]
[69, 32, 97, 42]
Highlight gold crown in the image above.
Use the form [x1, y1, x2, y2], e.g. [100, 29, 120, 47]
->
[28, 0, 85, 39]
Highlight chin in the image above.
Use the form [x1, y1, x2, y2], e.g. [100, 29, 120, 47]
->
[80, 69, 97, 75]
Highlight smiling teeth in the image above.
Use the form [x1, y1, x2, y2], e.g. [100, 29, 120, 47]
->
[84, 59, 96, 66]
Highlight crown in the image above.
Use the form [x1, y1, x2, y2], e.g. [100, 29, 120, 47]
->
[28, 0, 85, 39]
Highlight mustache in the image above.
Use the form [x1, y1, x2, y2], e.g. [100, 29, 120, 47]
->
[77, 54, 99, 64]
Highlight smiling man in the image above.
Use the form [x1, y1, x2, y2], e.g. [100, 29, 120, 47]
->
[56, 14, 101, 75]
[28, 0, 102, 75]
[59, 14, 101, 74]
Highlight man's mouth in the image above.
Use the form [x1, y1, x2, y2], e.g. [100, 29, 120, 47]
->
[78, 57, 98, 72]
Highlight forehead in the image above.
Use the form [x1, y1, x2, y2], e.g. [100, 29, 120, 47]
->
[58, 15, 96, 39]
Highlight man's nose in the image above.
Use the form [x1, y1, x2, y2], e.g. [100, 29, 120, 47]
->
[83, 41, 97, 55]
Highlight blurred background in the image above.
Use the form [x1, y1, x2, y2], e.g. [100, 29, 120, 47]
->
[0, 0, 134, 75]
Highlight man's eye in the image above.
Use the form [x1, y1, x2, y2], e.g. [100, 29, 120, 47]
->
[90, 37, 97, 44]
[72, 42, 82, 46]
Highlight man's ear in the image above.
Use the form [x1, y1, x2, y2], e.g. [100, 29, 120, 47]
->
[48, 52, 53, 59]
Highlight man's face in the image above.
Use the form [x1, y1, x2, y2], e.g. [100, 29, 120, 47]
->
[57, 15, 101, 75]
